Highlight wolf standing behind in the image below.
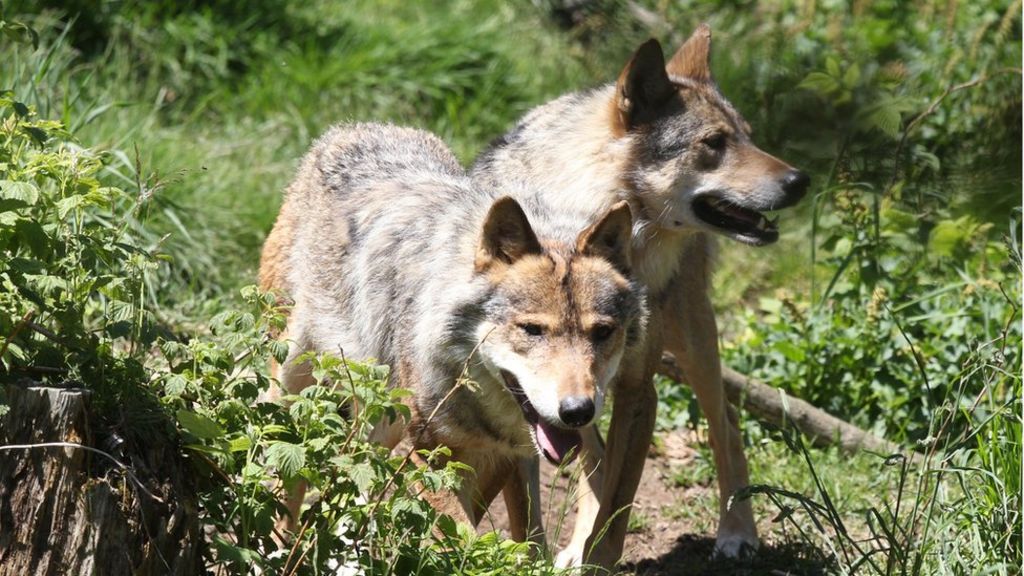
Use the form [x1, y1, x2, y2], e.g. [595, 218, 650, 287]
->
[474, 25, 809, 568]
[258, 123, 648, 544]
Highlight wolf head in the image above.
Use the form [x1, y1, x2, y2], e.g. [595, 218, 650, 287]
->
[472, 198, 644, 464]
[613, 25, 809, 245]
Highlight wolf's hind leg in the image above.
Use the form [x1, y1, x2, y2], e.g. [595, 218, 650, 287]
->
[662, 273, 758, 557]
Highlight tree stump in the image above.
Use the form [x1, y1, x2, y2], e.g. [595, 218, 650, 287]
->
[0, 384, 202, 575]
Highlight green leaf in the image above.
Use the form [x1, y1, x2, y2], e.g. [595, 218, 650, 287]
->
[773, 340, 806, 363]
[436, 514, 459, 538]
[798, 72, 840, 96]
[842, 62, 861, 87]
[863, 105, 902, 139]
[825, 57, 841, 78]
[176, 409, 224, 439]
[55, 195, 85, 219]
[306, 437, 331, 451]
[929, 217, 974, 257]
[163, 374, 188, 396]
[269, 339, 289, 364]
[0, 181, 39, 211]
[1, 21, 40, 49]
[914, 148, 941, 172]
[266, 441, 305, 476]
[25, 274, 66, 295]
[228, 436, 253, 453]
[212, 535, 261, 565]
[260, 424, 289, 436]
[391, 497, 428, 522]
[14, 219, 48, 258]
[834, 237, 853, 257]
[348, 461, 376, 492]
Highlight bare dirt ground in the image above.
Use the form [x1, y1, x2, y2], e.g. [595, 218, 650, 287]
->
[482, 429, 829, 575]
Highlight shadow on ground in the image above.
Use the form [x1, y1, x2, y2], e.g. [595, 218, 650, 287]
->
[622, 534, 831, 576]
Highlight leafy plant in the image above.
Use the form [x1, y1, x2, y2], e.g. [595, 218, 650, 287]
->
[745, 324, 1020, 574]
[0, 84, 161, 414]
[0, 16, 564, 574]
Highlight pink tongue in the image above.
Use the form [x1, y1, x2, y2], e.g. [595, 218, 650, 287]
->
[535, 421, 582, 465]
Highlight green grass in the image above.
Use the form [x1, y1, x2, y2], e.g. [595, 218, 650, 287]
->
[5, 1, 594, 311]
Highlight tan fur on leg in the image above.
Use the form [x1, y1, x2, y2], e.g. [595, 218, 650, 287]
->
[662, 241, 757, 555]
[274, 333, 316, 533]
[580, 319, 661, 569]
[501, 457, 546, 552]
[555, 426, 604, 567]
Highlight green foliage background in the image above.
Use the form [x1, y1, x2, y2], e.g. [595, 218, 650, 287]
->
[0, 0, 1019, 574]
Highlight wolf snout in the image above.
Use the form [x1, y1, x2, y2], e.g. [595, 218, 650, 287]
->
[559, 396, 596, 428]
[779, 169, 810, 204]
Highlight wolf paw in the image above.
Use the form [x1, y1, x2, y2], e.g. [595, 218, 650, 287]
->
[554, 546, 584, 568]
[713, 532, 759, 559]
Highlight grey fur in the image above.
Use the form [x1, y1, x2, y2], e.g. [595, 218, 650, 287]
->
[266, 122, 648, 531]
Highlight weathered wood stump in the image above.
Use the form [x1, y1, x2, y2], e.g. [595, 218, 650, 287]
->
[0, 384, 202, 575]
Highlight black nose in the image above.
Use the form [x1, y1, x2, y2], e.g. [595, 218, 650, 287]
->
[558, 396, 595, 428]
[781, 169, 810, 200]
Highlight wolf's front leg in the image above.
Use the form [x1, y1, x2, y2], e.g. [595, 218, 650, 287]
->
[398, 439, 479, 527]
[662, 276, 758, 557]
[577, 337, 660, 571]
[501, 456, 546, 553]
[554, 426, 604, 567]
[273, 329, 316, 535]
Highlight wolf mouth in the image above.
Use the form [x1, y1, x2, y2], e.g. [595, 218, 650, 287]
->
[500, 370, 582, 465]
[692, 195, 779, 246]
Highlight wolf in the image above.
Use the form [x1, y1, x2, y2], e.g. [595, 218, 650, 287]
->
[258, 123, 648, 546]
[473, 25, 809, 568]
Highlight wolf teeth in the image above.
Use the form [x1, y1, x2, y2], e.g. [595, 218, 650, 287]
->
[756, 215, 779, 230]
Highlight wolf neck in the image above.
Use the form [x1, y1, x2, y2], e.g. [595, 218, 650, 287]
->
[522, 84, 697, 295]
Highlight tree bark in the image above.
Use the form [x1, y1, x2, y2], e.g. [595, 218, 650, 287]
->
[658, 354, 908, 456]
[0, 384, 202, 575]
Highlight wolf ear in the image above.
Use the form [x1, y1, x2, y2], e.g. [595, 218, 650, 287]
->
[476, 197, 542, 272]
[666, 23, 713, 81]
[614, 39, 674, 131]
[577, 201, 633, 274]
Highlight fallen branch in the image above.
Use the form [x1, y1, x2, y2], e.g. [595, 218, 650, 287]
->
[658, 354, 909, 457]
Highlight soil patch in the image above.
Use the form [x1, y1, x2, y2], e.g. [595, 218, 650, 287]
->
[482, 429, 831, 575]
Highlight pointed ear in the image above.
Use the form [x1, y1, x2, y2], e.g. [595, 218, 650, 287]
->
[576, 201, 633, 274]
[475, 197, 542, 272]
[666, 23, 713, 82]
[614, 39, 674, 131]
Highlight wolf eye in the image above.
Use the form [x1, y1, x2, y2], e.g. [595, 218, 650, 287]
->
[518, 323, 544, 337]
[591, 324, 616, 343]
[702, 133, 727, 151]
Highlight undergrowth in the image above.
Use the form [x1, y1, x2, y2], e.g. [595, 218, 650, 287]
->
[0, 81, 560, 574]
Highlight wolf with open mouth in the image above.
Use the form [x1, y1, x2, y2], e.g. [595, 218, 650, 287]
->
[258, 122, 648, 545]
[473, 24, 809, 569]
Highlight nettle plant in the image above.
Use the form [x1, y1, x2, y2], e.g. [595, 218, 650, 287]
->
[158, 288, 550, 574]
[722, 10, 1021, 442]
[0, 80, 551, 576]
[0, 90, 158, 404]
[726, 187, 1020, 442]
